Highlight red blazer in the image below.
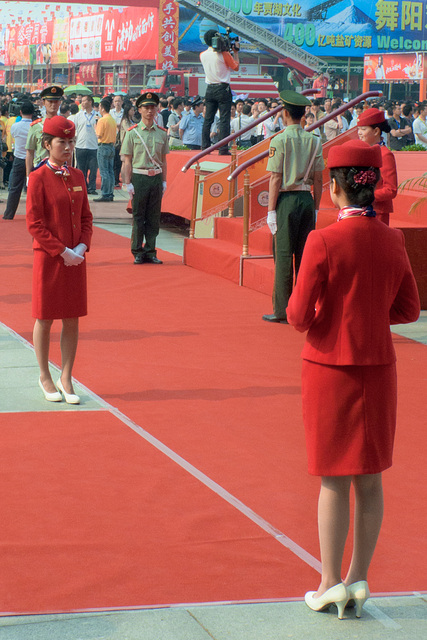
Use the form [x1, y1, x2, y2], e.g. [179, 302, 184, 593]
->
[26, 164, 93, 257]
[286, 217, 420, 366]
[374, 145, 397, 216]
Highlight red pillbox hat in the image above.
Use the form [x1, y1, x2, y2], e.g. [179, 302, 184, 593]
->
[43, 116, 75, 139]
[357, 107, 387, 127]
[328, 140, 382, 169]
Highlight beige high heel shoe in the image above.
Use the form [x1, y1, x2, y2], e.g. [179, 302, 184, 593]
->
[346, 580, 370, 617]
[305, 583, 349, 619]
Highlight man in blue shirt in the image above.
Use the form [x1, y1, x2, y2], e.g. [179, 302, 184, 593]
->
[2, 101, 35, 220]
[179, 97, 204, 149]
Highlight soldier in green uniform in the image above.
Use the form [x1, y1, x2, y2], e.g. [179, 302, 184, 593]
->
[263, 90, 324, 323]
[25, 86, 64, 180]
[121, 92, 169, 264]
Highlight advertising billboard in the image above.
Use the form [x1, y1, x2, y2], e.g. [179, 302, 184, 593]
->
[178, 1, 427, 57]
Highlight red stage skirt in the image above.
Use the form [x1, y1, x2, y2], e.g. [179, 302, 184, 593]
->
[301, 360, 397, 476]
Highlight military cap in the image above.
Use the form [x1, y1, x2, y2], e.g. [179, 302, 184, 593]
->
[40, 85, 64, 100]
[136, 92, 159, 108]
[328, 140, 382, 169]
[279, 90, 311, 107]
[191, 95, 204, 107]
[43, 116, 75, 139]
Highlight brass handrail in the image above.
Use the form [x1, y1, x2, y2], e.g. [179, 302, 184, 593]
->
[227, 90, 383, 183]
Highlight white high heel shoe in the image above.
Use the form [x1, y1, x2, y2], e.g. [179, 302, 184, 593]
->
[305, 583, 348, 620]
[38, 377, 62, 402]
[57, 378, 80, 404]
[346, 580, 370, 617]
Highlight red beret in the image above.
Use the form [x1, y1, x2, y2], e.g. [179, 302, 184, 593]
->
[328, 140, 382, 169]
[43, 116, 75, 139]
[357, 107, 387, 127]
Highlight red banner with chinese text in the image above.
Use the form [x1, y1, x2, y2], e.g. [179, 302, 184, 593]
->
[157, 0, 179, 71]
[69, 6, 158, 63]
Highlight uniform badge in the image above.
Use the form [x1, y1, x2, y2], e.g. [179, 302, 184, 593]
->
[73, 186, 83, 191]
[269, 147, 276, 158]
[146, 93, 152, 99]
[51, 87, 57, 93]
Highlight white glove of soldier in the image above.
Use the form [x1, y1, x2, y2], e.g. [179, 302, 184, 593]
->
[314, 210, 319, 224]
[73, 243, 88, 257]
[61, 247, 85, 266]
[123, 183, 135, 196]
[26, 176, 30, 187]
[267, 210, 277, 235]
[162, 181, 167, 195]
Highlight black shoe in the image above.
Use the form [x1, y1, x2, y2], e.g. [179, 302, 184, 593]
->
[87, 190, 98, 195]
[134, 255, 144, 264]
[262, 314, 288, 324]
[2, 215, 13, 220]
[143, 256, 163, 264]
[94, 196, 113, 202]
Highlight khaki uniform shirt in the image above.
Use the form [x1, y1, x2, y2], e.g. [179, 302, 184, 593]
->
[121, 122, 169, 169]
[267, 124, 324, 191]
[26, 117, 48, 166]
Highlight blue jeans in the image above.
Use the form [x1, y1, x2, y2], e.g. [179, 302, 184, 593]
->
[97, 143, 115, 199]
[76, 148, 98, 191]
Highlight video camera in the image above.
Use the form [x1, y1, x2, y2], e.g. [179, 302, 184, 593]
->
[212, 27, 240, 53]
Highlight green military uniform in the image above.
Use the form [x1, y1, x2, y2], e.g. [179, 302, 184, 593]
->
[121, 92, 169, 261]
[26, 118, 48, 167]
[266, 91, 324, 319]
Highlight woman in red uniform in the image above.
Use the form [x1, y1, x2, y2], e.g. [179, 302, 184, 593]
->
[357, 107, 397, 225]
[27, 116, 93, 404]
[287, 140, 420, 619]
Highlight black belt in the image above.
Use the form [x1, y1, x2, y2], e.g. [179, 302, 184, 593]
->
[208, 82, 229, 87]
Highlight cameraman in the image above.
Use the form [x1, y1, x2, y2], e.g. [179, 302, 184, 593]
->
[200, 29, 239, 156]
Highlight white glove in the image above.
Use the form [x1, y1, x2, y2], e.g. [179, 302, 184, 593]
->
[267, 210, 277, 235]
[61, 247, 85, 266]
[314, 210, 319, 224]
[162, 181, 167, 195]
[123, 183, 135, 196]
[26, 176, 29, 187]
[73, 243, 88, 257]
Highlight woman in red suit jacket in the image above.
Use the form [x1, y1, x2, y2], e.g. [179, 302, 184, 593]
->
[27, 116, 93, 404]
[357, 107, 398, 225]
[287, 140, 420, 619]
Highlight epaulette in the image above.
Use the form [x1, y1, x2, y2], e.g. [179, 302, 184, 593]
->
[31, 118, 43, 126]
[128, 124, 138, 131]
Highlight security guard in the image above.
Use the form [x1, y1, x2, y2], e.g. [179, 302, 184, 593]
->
[121, 92, 169, 264]
[25, 85, 64, 180]
[263, 90, 324, 323]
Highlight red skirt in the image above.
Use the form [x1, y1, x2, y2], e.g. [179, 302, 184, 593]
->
[302, 360, 397, 476]
[32, 249, 88, 320]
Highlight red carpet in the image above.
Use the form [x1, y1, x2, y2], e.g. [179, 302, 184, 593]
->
[0, 219, 426, 614]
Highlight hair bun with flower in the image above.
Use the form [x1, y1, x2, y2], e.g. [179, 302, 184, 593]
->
[350, 167, 377, 188]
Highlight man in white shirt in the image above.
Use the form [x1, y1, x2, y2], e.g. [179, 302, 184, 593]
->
[73, 95, 99, 194]
[2, 101, 34, 219]
[230, 104, 254, 148]
[412, 102, 427, 148]
[111, 94, 124, 185]
[200, 29, 239, 155]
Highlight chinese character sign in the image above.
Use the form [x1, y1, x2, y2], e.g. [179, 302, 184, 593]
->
[158, 0, 179, 71]
[178, 0, 427, 56]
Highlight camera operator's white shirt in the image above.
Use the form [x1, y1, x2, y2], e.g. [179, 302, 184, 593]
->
[200, 47, 239, 84]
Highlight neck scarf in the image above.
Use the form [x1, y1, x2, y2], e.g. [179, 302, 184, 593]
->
[337, 205, 376, 221]
[46, 159, 70, 177]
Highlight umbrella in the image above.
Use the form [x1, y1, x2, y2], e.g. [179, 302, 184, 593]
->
[113, 90, 128, 96]
[63, 84, 93, 96]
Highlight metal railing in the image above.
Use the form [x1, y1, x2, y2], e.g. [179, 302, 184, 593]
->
[227, 91, 383, 261]
[182, 89, 321, 238]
